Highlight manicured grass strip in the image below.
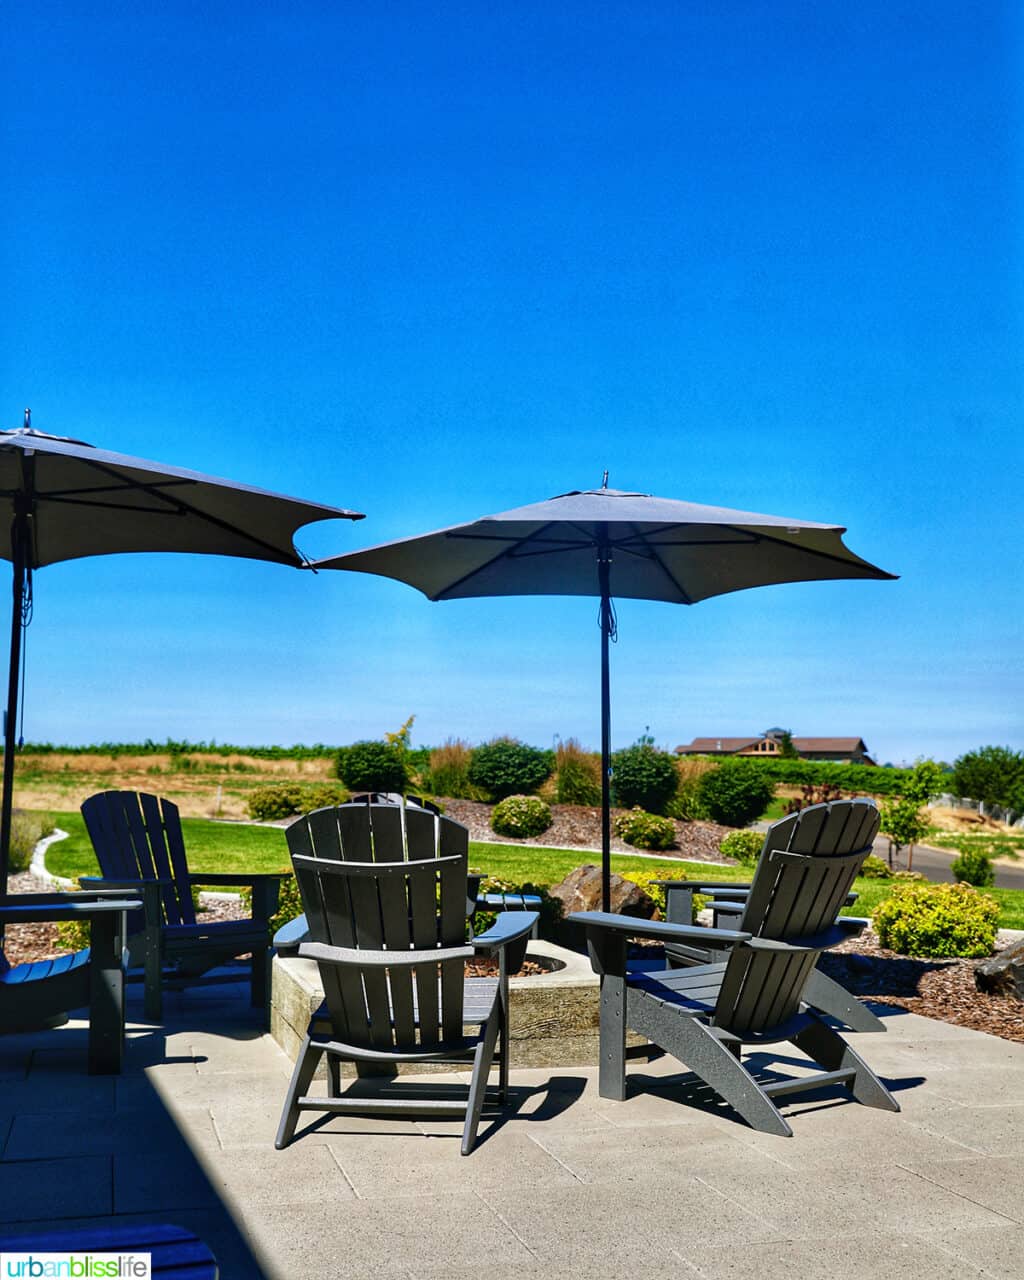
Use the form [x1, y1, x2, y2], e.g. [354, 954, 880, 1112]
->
[43, 812, 289, 880]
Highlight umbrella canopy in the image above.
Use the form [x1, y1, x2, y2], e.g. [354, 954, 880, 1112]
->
[314, 484, 896, 909]
[0, 417, 364, 889]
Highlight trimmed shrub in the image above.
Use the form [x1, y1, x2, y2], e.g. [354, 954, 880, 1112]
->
[873, 882, 999, 958]
[859, 855, 893, 879]
[698, 761, 775, 828]
[247, 786, 303, 821]
[468, 739, 552, 801]
[611, 744, 678, 814]
[555, 738, 603, 807]
[490, 795, 552, 839]
[427, 739, 483, 800]
[951, 847, 995, 888]
[718, 830, 763, 865]
[337, 740, 407, 792]
[247, 783, 349, 821]
[614, 807, 676, 850]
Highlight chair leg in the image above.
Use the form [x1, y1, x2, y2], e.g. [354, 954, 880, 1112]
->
[142, 927, 163, 1023]
[597, 973, 628, 1102]
[87, 912, 126, 1075]
[802, 969, 886, 1032]
[633, 1005, 793, 1137]
[251, 947, 271, 1016]
[462, 1013, 501, 1156]
[275, 1034, 324, 1149]
[791, 1019, 900, 1113]
[327, 1054, 342, 1097]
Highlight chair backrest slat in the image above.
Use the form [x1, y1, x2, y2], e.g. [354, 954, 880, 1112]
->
[81, 791, 195, 927]
[370, 811, 417, 1044]
[716, 798, 880, 1036]
[285, 802, 471, 1054]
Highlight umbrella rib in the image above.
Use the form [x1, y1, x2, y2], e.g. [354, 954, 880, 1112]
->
[437, 522, 574, 596]
[35, 478, 198, 501]
[729, 525, 891, 574]
[61, 457, 312, 564]
[620, 524, 696, 604]
[34, 495, 196, 516]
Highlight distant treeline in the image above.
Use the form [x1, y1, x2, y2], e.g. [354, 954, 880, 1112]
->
[16, 739, 339, 761]
[13, 738, 939, 798]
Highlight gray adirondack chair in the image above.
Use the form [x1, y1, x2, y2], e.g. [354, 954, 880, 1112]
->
[654, 799, 886, 1032]
[80, 791, 283, 1021]
[275, 802, 537, 1155]
[0, 890, 141, 1072]
[571, 798, 899, 1136]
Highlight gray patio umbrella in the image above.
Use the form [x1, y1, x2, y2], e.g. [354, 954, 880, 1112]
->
[0, 413, 364, 891]
[314, 482, 895, 910]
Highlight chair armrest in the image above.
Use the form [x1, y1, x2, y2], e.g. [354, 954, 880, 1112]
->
[0, 897, 141, 924]
[653, 879, 752, 895]
[747, 918, 869, 953]
[569, 912, 751, 947]
[79, 876, 173, 890]
[186, 873, 287, 886]
[273, 914, 309, 955]
[297, 940, 474, 968]
[471, 912, 538, 953]
[705, 899, 744, 915]
[187, 873, 281, 923]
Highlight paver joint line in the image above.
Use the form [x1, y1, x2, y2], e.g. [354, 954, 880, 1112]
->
[326, 1144, 361, 1198]
[474, 1187, 542, 1262]
[895, 1161, 1024, 1226]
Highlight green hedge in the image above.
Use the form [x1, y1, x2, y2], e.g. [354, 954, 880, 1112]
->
[688, 757, 930, 797]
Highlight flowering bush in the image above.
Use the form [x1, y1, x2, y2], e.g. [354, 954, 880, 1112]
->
[490, 794, 552, 839]
[614, 807, 676, 850]
[718, 830, 763, 865]
[873, 881, 999, 958]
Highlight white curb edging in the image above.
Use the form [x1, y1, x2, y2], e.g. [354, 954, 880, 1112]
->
[30, 827, 73, 887]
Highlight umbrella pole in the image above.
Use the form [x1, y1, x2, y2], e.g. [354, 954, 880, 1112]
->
[598, 549, 612, 913]
[0, 496, 29, 899]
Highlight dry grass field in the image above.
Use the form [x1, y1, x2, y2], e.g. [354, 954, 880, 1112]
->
[11, 751, 336, 819]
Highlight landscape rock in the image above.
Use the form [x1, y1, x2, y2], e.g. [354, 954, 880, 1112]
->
[975, 938, 1024, 1000]
[548, 864, 657, 919]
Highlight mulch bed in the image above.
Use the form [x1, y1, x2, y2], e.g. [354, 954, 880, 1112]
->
[441, 797, 735, 861]
[819, 931, 1024, 1044]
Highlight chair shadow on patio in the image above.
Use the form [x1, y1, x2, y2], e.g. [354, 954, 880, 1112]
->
[282, 1072, 587, 1150]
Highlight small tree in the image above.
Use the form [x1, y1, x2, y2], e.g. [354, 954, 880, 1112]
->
[879, 759, 943, 869]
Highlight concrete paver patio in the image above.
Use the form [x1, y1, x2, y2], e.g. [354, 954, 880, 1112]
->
[0, 981, 1021, 1279]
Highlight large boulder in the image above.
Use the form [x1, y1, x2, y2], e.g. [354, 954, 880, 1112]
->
[549, 863, 657, 919]
[975, 938, 1024, 999]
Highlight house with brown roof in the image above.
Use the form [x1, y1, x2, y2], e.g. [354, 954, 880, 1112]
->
[675, 729, 876, 766]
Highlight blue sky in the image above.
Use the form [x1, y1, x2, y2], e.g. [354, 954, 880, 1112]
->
[1, 2, 1020, 767]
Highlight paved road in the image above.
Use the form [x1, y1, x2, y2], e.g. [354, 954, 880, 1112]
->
[876, 836, 1024, 890]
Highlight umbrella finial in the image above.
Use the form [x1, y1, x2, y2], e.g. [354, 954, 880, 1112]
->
[601, 470, 609, 489]
[23, 408, 30, 430]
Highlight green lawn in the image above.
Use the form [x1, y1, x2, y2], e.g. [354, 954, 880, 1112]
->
[44, 812, 289, 880]
[41, 811, 1024, 931]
